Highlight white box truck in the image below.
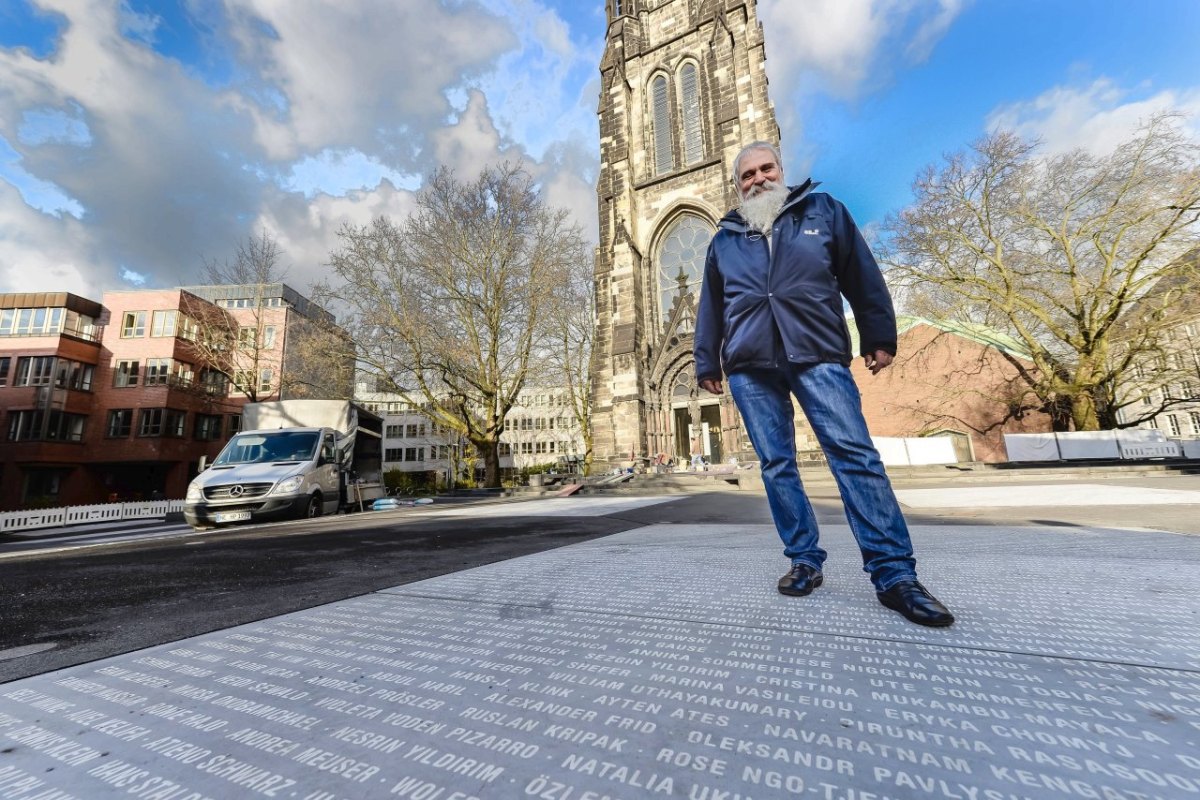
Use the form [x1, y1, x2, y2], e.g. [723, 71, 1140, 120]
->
[183, 400, 384, 530]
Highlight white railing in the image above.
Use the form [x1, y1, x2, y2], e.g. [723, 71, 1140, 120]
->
[1, 500, 185, 534]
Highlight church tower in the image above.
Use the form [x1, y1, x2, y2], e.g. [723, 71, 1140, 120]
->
[591, 0, 780, 466]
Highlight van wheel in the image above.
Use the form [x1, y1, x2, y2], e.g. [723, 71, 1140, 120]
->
[306, 493, 322, 519]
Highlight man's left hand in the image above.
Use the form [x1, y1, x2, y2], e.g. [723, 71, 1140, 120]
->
[864, 350, 893, 375]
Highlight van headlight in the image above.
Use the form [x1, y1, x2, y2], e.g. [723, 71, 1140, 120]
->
[186, 482, 204, 502]
[271, 475, 305, 495]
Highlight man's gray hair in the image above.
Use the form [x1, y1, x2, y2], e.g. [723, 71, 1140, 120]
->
[731, 140, 784, 184]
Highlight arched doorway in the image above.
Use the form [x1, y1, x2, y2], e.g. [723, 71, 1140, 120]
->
[669, 374, 722, 463]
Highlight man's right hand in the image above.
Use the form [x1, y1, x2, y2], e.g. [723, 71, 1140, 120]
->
[700, 378, 723, 395]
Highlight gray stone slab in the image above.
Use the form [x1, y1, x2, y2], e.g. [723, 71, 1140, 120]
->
[1, 522, 1198, 800]
[400, 523, 1200, 669]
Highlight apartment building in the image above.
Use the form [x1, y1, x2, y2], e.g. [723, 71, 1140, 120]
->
[358, 386, 586, 486]
[0, 284, 346, 510]
[1116, 279, 1200, 440]
[1, 292, 105, 508]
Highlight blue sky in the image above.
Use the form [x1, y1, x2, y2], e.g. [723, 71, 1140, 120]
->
[1, 0, 1198, 297]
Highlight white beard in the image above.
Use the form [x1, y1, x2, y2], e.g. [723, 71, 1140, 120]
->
[738, 182, 788, 233]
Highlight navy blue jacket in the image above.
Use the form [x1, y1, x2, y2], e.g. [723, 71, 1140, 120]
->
[694, 180, 897, 382]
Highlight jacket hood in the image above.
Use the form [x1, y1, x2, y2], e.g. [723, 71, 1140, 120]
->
[718, 179, 821, 233]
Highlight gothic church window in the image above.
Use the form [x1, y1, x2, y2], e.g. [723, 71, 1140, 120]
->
[652, 75, 674, 175]
[679, 62, 703, 165]
[657, 214, 713, 319]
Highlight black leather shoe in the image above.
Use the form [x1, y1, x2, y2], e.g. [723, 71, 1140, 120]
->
[778, 563, 824, 597]
[877, 580, 954, 627]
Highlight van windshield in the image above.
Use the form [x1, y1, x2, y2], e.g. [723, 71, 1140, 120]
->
[213, 431, 320, 466]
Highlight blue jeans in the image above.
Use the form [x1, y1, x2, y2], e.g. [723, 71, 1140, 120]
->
[727, 363, 917, 591]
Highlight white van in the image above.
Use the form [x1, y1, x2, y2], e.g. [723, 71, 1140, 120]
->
[183, 400, 382, 529]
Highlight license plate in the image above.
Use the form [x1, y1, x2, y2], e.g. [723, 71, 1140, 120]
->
[214, 511, 252, 523]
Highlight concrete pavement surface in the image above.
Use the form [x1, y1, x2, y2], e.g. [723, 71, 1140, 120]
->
[1, 486, 1199, 799]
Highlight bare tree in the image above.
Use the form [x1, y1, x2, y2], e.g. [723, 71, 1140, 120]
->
[530, 252, 596, 475]
[319, 163, 587, 487]
[189, 230, 290, 402]
[277, 312, 358, 401]
[882, 113, 1200, 431]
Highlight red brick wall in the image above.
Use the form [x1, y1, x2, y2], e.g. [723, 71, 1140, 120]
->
[853, 323, 1050, 462]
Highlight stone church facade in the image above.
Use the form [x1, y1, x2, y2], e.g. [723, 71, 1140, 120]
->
[590, 0, 780, 466]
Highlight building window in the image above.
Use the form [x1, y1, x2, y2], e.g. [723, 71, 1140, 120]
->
[262, 326, 276, 349]
[657, 213, 713, 317]
[151, 310, 178, 337]
[386, 424, 403, 438]
[1167, 414, 1181, 437]
[194, 414, 222, 441]
[228, 415, 242, 435]
[107, 409, 133, 438]
[121, 311, 147, 337]
[56, 360, 94, 391]
[258, 368, 273, 393]
[7, 410, 85, 442]
[8, 410, 40, 441]
[1190, 412, 1200, 435]
[174, 361, 194, 386]
[53, 412, 84, 443]
[652, 74, 674, 175]
[385, 448, 404, 462]
[679, 62, 703, 166]
[238, 327, 257, 350]
[14, 356, 55, 387]
[404, 447, 420, 462]
[0, 307, 64, 336]
[0, 356, 9, 386]
[165, 409, 187, 438]
[114, 359, 140, 387]
[199, 368, 227, 396]
[145, 358, 172, 386]
[138, 408, 164, 437]
[178, 314, 199, 341]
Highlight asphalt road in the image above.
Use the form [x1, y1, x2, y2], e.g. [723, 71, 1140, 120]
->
[2, 493, 780, 683]
[4, 475, 1196, 684]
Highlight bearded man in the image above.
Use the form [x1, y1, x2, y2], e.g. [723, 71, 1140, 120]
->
[694, 141, 954, 627]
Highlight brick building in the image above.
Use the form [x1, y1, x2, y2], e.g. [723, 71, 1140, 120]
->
[851, 317, 1051, 463]
[0, 284, 346, 510]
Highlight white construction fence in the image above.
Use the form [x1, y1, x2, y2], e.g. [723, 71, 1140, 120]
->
[872, 436, 960, 466]
[1003, 429, 1193, 462]
[0, 500, 185, 534]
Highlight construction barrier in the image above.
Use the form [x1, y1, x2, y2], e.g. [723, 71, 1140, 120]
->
[0, 500, 185, 534]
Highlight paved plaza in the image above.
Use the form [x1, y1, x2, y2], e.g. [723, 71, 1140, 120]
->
[1, 490, 1199, 800]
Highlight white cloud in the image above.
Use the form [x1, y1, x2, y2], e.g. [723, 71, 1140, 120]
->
[757, 0, 966, 156]
[472, 0, 602, 161]
[986, 80, 1200, 155]
[758, 0, 965, 100]
[0, 0, 600, 299]
[0, 180, 99, 297]
[224, 0, 517, 163]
